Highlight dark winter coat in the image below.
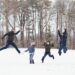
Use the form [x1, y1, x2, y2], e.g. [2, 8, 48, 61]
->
[58, 29, 67, 46]
[44, 42, 51, 52]
[2, 30, 20, 42]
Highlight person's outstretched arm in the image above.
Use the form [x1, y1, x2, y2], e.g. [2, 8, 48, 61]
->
[2, 32, 9, 39]
[64, 29, 67, 35]
[25, 47, 29, 52]
[25, 49, 28, 52]
[15, 30, 20, 35]
[63, 29, 67, 38]
[58, 30, 62, 38]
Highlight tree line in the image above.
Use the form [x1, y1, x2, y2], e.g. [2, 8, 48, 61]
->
[0, 0, 75, 49]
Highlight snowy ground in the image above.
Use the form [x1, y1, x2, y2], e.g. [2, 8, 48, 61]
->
[0, 48, 75, 75]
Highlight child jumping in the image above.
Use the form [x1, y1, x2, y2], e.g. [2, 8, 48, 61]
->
[41, 41, 54, 63]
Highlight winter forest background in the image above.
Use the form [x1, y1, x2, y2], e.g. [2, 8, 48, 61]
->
[0, 0, 75, 49]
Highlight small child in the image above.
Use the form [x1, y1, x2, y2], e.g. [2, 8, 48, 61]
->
[41, 41, 54, 63]
[25, 42, 35, 64]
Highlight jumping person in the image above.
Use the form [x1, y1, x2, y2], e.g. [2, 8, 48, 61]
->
[25, 42, 35, 64]
[58, 28, 67, 56]
[0, 29, 21, 53]
[41, 41, 54, 63]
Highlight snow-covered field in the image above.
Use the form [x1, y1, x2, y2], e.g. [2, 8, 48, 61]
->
[0, 48, 75, 75]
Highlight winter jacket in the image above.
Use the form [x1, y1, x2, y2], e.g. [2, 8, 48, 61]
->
[44, 42, 51, 52]
[28, 46, 35, 53]
[58, 29, 67, 46]
[2, 30, 20, 42]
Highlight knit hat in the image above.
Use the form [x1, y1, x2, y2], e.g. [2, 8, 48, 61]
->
[31, 42, 35, 46]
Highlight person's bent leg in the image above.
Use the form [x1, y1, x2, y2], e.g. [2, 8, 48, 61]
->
[48, 52, 54, 59]
[58, 45, 63, 56]
[41, 52, 47, 63]
[63, 46, 67, 53]
[0, 42, 9, 51]
[10, 42, 20, 53]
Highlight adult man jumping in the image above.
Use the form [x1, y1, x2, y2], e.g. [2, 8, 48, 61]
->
[0, 29, 21, 53]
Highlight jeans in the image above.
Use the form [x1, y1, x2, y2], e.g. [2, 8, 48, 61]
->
[29, 53, 34, 64]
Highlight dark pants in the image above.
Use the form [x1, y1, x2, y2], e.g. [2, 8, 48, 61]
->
[0, 41, 20, 53]
[42, 52, 54, 63]
[58, 44, 67, 55]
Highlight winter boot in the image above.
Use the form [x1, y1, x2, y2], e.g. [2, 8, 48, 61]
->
[52, 55, 54, 59]
[58, 51, 61, 56]
[41, 58, 44, 63]
[32, 60, 34, 64]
